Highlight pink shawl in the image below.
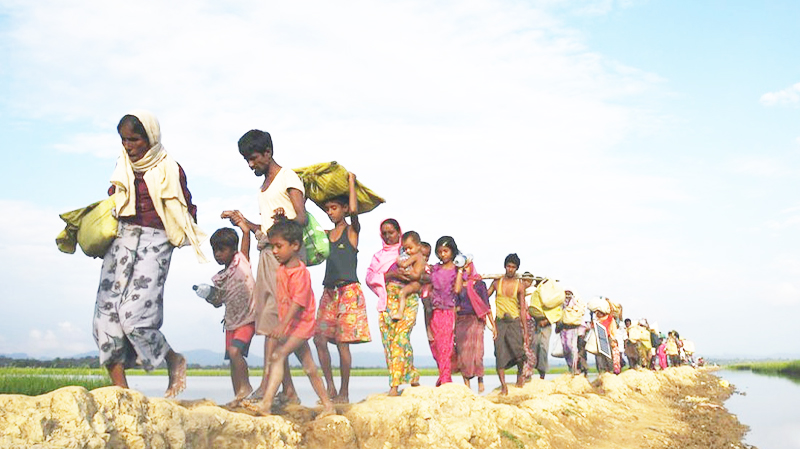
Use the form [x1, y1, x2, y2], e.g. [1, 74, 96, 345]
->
[462, 262, 492, 319]
[365, 236, 401, 312]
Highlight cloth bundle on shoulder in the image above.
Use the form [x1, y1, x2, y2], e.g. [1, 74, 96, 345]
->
[587, 296, 611, 314]
[561, 294, 586, 326]
[294, 161, 385, 213]
[56, 197, 119, 258]
[528, 278, 565, 323]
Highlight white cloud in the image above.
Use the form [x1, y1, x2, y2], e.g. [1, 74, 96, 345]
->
[25, 322, 94, 357]
[760, 82, 800, 107]
[725, 156, 794, 177]
[52, 132, 121, 159]
[770, 282, 800, 306]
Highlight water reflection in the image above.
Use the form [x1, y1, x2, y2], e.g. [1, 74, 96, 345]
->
[126, 373, 567, 405]
[720, 369, 800, 449]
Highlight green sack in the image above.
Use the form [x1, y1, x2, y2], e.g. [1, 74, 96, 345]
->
[56, 197, 119, 258]
[303, 212, 330, 266]
[294, 161, 385, 213]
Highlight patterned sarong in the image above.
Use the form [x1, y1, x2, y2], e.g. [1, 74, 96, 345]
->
[454, 314, 485, 379]
[93, 222, 174, 371]
[315, 282, 371, 343]
[379, 283, 420, 387]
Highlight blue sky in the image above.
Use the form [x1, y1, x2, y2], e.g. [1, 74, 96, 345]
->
[1, 0, 799, 361]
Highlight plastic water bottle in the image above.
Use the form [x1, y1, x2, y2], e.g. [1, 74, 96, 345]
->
[193, 284, 218, 303]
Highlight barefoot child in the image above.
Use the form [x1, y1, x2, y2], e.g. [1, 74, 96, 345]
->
[206, 227, 256, 406]
[392, 231, 427, 321]
[487, 254, 529, 395]
[428, 236, 465, 386]
[256, 219, 334, 416]
[314, 172, 371, 404]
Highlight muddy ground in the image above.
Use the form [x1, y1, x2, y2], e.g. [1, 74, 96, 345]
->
[0, 367, 753, 449]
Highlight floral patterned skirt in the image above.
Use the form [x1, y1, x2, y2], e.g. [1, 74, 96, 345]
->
[379, 283, 420, 387]
[93, 222, 174, 371]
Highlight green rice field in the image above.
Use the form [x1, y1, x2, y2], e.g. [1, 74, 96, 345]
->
[0, 368, 112, 396]
[727, 360, 800, 380]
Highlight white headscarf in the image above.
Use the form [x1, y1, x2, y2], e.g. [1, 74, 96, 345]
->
[110, 110, 207, 262]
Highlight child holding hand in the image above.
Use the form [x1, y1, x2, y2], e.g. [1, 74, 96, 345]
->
[206, 227, 257, 406]
[255, 219, 334, 417]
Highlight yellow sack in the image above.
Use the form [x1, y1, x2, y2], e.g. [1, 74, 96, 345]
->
[527, 279, 565, 324]
[561, 295, 586, 326]
[294, 161, 385, 213]
[534, 278, 566, 309]
[56, 197, 118, 258]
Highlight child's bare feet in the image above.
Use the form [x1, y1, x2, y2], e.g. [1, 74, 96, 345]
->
[332, 392, 349, 404]
[515, 376, 526, 388]
[165, 352, 187, 398]
[317, 403, 336, 419]
[478, 380, 485, 393]
[247, 386, 265, 401]
[226, 384, 253, 407]
[500, 384, 509, 396]
[275, 391, 300, 405]
[255, 398, 273, 416]
[387, 386, 400, 397]
[326, 385, 338, 400]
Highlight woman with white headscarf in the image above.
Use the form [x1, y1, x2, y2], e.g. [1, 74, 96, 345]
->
[93, 110, 206, 397]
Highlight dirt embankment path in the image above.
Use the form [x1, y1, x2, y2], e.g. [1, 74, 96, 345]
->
[0, 366, 750, 448]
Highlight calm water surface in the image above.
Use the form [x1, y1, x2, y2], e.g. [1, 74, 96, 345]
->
[719, 369, 800, 449]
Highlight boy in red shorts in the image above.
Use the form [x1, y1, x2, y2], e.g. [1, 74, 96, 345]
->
[314, 172, 371, 403]
[207, 226, 256, 406]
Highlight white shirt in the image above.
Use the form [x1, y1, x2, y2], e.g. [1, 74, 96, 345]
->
[258, 167, 305, 233]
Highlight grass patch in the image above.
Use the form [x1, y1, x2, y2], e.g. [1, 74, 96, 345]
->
[727, 360, 800, 382]
[0, 368, 111, 396]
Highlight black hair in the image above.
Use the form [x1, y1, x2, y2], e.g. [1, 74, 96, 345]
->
[267, 217, 303, 245]
[323, 194, 349, 207]
[210, 228, 239, 250]
[435, 236, 458, 255]
[380, 218, 400, 232]
[117, 115, 149, 146]
[504, 253, 520, 267]
[402, 230, 421, 244]
[238, 129, 273, 158]
[624, 318, 632, 325]
[420, 241, 431, 251]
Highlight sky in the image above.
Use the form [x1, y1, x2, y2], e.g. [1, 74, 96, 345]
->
[1, 0, 799, 362]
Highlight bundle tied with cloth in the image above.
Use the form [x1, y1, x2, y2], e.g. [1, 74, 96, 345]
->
[294, 161, 386, 213]
[56, 197, 118, 258]
[293, 161, 385, 266]
[56, 110, 207, 262]
[527, 277, 566, 324]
